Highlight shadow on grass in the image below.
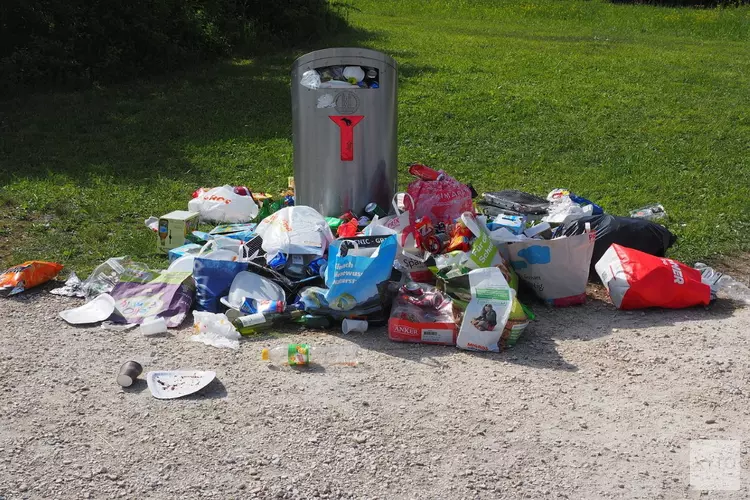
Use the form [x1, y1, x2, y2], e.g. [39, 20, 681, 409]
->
[609, 0, 747, 7]
[0, 25, 439, 191]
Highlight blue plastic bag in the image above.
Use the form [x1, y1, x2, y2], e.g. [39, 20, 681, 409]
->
[193, 257, 247, 312]
[324, 235, 397, 311]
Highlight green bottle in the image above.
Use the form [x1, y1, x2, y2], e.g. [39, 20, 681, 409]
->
[295, 314, 333, 329]
[270, 199, 284, 214]
[254, 199, 273, 223]
[232, 310, 305, 335]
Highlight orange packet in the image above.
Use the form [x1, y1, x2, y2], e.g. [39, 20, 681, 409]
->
[0, 261, 64, 296]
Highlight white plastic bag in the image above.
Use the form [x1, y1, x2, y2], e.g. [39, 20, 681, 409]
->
[457, 268, 514, 353]
[255, 206, 333, 257]
[188, 185, 259, 223]
[365, 195, 430, 281]
[300, 69, 321, 89]
[191, 311, 240, 349]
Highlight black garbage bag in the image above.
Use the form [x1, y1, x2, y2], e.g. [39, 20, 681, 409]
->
[246, 258, 322, 301]
[560, 215, 677, 277]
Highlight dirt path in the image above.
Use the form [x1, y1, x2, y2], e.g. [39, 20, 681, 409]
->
[1, 288, 748, 499]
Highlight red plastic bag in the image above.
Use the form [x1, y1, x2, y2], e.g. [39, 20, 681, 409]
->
[406, 164, 473, 224]
[595, 244, 710, 310]
[336, 218, 358, 238]
[0, 261, 64, 296]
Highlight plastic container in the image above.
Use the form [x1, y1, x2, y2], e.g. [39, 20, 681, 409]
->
[261, 343, 361, 366]
[140, 316, 168, 336]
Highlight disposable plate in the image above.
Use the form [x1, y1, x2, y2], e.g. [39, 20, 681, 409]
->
[59, 293, 116, 325]
[146, 370, 216, 399]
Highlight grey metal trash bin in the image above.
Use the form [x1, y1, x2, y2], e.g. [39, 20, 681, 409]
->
[291, 48, 397, 217]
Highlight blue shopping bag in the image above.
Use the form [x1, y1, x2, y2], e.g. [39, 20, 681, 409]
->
[324, 235, 397, 311]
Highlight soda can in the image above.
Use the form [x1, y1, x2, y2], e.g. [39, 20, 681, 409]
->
[424, 233, 449, 254]
[240, 298, 286, 315]
[357, 215, 371, 227]
[339, 210, 357, 222]
[268, 252, 287, 270]
[307, 257, 327, 277]
[364, 202, 387, 219]
[401, 282, 424, 296]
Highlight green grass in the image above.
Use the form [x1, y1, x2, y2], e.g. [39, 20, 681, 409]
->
[1, 0, 749, 274]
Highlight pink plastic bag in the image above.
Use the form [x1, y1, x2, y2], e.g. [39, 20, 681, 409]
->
[406, 164, 473, 224]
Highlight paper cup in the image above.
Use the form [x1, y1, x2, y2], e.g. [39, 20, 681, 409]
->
[117, 361, 143, 387]
[342, 319, 368, 335]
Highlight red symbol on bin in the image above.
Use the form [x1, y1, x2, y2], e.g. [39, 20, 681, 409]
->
[330, 115, 364, 161]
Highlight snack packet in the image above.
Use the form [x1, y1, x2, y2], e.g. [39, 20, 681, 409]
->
[0, 261, 64, 296]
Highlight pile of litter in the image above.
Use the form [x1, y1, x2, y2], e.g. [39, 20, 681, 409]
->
[3, 164, 749, 399]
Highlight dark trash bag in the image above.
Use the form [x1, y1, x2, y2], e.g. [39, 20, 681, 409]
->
[560, 215, 677, 276]
[245, 259, 322, 301]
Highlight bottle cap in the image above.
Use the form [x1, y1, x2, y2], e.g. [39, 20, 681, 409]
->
[261, 348, 270, 361]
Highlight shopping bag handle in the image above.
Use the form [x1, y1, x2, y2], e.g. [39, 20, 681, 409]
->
[392, 192, 415, 216]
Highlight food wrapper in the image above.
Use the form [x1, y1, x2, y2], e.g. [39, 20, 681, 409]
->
[0, 261, 64, 296]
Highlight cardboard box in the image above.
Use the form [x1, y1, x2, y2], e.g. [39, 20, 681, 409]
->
[388, 318, 458, 345]
[157, 211, 200, 252]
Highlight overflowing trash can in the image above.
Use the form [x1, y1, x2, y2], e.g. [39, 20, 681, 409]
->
[291, 48, 398, 217]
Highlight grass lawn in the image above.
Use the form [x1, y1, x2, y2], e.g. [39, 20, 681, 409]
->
[1, 0, 749, 275]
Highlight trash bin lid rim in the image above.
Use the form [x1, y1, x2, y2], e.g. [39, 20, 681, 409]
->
[292, 48, 397, 70]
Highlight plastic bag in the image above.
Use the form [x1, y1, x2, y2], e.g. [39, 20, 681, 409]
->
[193, 254, 248, 313]
[596, 244, 711, 310]
[456, 268, 514, 352]
[188, 185, 259, 223]
[109, 270, 194, 327]
[50, 272, 84, 297]
[508, 231, 595, 306]
[0, 261, 63, 296]
[81, 257, 150, 301]
[300, 69, 321, 90]
[366, 199, 432, 283]
[481, 190, 549, 215]
[325, 235, 398, 311]
[560, 215, 677, 276]
[406, 164, 473, 224]
[388, 283, 458, 345]
[191, 312, 241, 349]
[543, 196, 592, 224]
[255, 206, 333, 257]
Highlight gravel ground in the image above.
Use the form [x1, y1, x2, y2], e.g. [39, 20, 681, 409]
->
[1, 285, 749, 499]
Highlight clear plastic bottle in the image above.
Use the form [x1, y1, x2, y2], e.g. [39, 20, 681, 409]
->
[260, 344, 361, 366]
[629, 203, 667, 221]
[695, 263, 750, 305]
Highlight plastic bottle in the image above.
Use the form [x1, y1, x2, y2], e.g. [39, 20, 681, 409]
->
[232, 310, 305, 335]
[695, 263, 750, 305]
[630, 203, 667, 221]
[261, 344, 361, 366]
